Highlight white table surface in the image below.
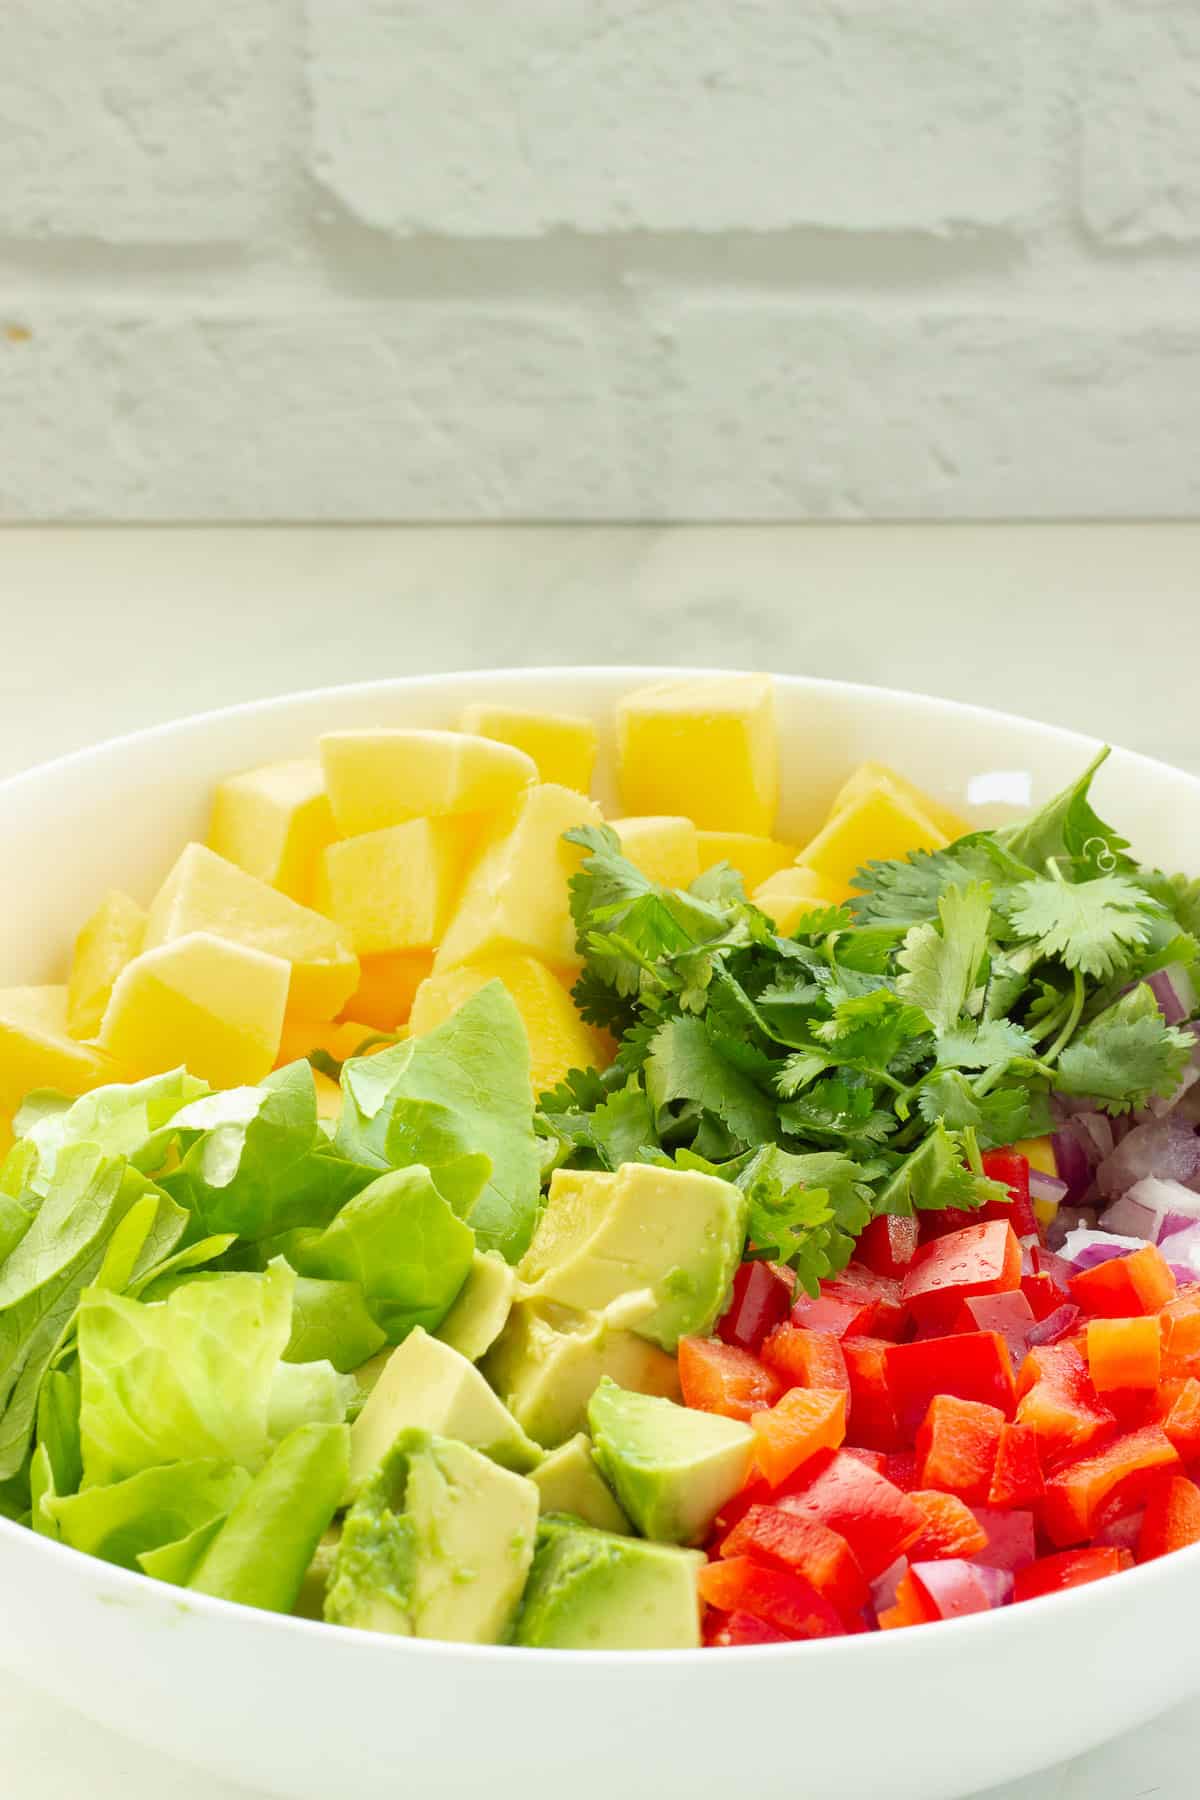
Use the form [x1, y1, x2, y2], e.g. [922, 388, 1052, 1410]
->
[0, 521, 1198, 1800]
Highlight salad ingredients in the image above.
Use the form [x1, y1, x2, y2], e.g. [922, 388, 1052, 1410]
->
[588, 1377, 755, 1545]
[456, 704, 598, 794]
[207, 757, 336, 903]
[529, 1433, 632, 1535]
[615, 674, 778, 836]
[513, 1514, 705, 1649]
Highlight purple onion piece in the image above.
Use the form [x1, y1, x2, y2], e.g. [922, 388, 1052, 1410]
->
[1094, 1509, 1145, 1553]
[1051, 1128, 1093, 1201]
[1147, 963, 1199, 1027]
[1097, 1195, 1159, 1242]
[1027, 1303, 1081, 1346]
[870, 1556, 907, 1615]
[1029, 1170, 1069, 1207]
[970, 1565, 1015, 1608]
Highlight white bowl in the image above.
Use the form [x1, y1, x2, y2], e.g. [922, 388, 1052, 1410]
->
[1, 669, 1198, 1800]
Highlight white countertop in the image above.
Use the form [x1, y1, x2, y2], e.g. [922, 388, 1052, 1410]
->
[0, 522, 1198, 1800]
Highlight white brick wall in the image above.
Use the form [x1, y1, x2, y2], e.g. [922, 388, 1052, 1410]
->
[0, 0, 1198, 520]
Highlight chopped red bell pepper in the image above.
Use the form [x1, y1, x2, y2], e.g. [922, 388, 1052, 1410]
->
[717, 1260, 793, 1353]
[1012, 1546, 1132, 1603]
[819, 1264, 907, 1341]
[907, 1489, 989, 1560]
[979, 1149, 1038, 1239]
[761, 1322, 850, 1392]
[698, 1556, 846, 1639]
[987, 1422, 1044, 1507]
[842, 1335, 904, 1451]
[1163, 1376, 1200, 1460]
[885, 1331, 1016, 1438]
[1086, 1315, 1162, 1393]
[916, 1393, 1005, 1501]
[877, 1568, 937, 1630]
[843, 1446, 888, 1475]
[678, 1336, 783, 1422]
[751, 1386, 847, 1488]
[705, 1608, 791, 1647]
[902, 1221, 1022, 1329]
[908, 1558, 1002, 1620]
[1042, 1423, 1181, 1546]
[969, 1507, 1037, 1572]
[1021, 1271, 1067, 1323]
[856, 1214, 919, 1279]
[1138, 1474, 1200, 1561]
[953, 1290, 1038, 1369]
[884, 1451, 920, 1492]
[790, 1292, 876, 1338]
[1015, 1341, 1116, 1463]
[719, 1505, 868, 1619]
[1069, 1244, 1177, 1318]
[776, 1449, 924, 1579]
[1160, 1288, 1200, 1377]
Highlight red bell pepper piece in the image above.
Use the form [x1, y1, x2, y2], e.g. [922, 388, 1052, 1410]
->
[1086, 1315, 1162, 1392]
[884, 1451, 920, 1492]
[954, 1290, 1037, 1367]
[979, 1149, 1037, 1239]
[678, 1336, 783, 1422]
[705, 1608, 791, 1647]
[877, 1568, 937, 1630]
[842, 1335, 904, 1451]
[698, 1556, 846, 1640]
[1042, 1424, 1181, 1546]
[790, 1292, 876, 1338]
[1015, 1342, 1116, 1464]
[856, 1214, 919, 1279]
[907, 1489, 988, 1560]
[1138, 1474, 1200, 1561]
[719, 1505, 868, 1619]
[987, 1422, 1044, 1507]
[717, 1260, 793, 1353]
[1160, 1288, 1200, 1378]
[776, 1448, 924, 1579]
[1163, 1376, 1200, 1460]
[885, 1331, 1016, 1439]
[1021, 1272, 1067, 1323]
[1069, 1244, 1176, 1318]
[909, 1558, 1002, 1620]
[969, 1506, 1037, 1572]
[761, 1322, 850, 1392]
[819, 1264, 907, 1341]
[1013, 1546, 1132, 1604]
[916, 1393, 1005, 1501]
[902, 1221, 1022, 1329]
[843, 1446, 888, 1475]
[751, 1386, 847, 1488]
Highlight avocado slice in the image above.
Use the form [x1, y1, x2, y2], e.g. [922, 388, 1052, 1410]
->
[530, 1434, 631, 1535]
[518, 1163, 747, 1351]
[587, 1378, 755, 1547]
[436, 1250, 516, 1362]
[326, 1429, 539, 1644]
[482, 1299, 680, 1450]
[512, 1515, 704, 1650]
[294, 1525, 342, 1621]
[347, 1327, 541, 1502]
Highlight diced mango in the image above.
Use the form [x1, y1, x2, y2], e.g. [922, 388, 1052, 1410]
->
[435, 785, 604, 975]
[1014, 1136, 1058, 1177]
[100, 932, 288, 1088]
[275, 1017, 381, 1070]
[797, 788, 949, 895]
[410, 955, 604, 1098]
[206, 758, 336, 903]
[313, 1070, 343, 1124]
[616, 675, 778, 835]
[612, 817, 700, 890]
[0, 986, 117, 1114]
[458, 705, 597, 794]
[0, 1112, 12, 1157]
[66, 890, 146, 1040]
[341, 950, 434, 1033]
[696, 832, 797, 891]
[314, 816, 478, 956]
[829, 762, 972, 844]
[751, 868, 845, 936]
[320, 730, 536, 836]
[144, 843, 358, 1021]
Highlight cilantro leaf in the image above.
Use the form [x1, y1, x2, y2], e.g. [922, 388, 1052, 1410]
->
[916, 1072, 1050, 1149]
[742, 1176, 831, 1280]
[936, 1019, 1036, 1071]
[875, 1122, 1009, 1217]
[644, 1016, 776, 1148]
[778, 1078, 894, 1145]
[850, 839, 1029, 929]
[1007, 874, 1162, 979]
[1056, 983, 1194, 1113]
[995, 747, 1134, 878]
[896, 882, 991, 1034]
[813, 989, 931, 1069]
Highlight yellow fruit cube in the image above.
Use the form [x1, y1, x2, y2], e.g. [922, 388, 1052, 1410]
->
[613, 817, 700, 890]
[206, 758, 336, 903]
[0, 986, 117, 1114]
[696, 832, 797, 891]
[797, 788, 949, 896]
[313, 1070, 343, 1124]
[1013, 1136, 1059, 1178]
[100, 932, 288, 1088]
[830, 761, 972, 844]
[616, 675, 778, 835]
[314, 816, 477, 956]
[458, 705, 597, 794]
[275, 1017, 380, 1069]
[751, 868, 845, 935]
[435, 785, 604, 975]
[66, 890, 146, 1040]
[410, 956, 604, 1098]
[145, 843, 358, 1021]
[0, 1112, 12, 1156]
[320, 730, 536, 836]
[341, 950, 434, 1032]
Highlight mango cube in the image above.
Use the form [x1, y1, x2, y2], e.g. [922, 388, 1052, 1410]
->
[0, 1112, 12, 1156]
[696, 832, 796, 891]
[100, 931, 288, 1088]
[144, 843, 358, 1020]
[314, 816, 477, 956]
[613, 817, 700, 891]
[341, 950, 434, 1032]
[798, 787, 949, 895]
[410, 955, 603, 1098]
[830, 761, 972, 844]
[66, 890, 146, 1040]
[458, 705, 597, 794]
[752, 868, 845, 935]
[206, 757, 336, 903]
[313, 1070, 343, 1124]
[435, 784, 604, 975]
[0, 986, 117, 1114]
[275, 1016, 380, 1070]
[616, 675, 778, 836]
[320, 730, 536, 836]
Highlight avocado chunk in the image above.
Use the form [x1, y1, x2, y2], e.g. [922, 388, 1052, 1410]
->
[482, 1299, 680, 1449]
[512, 1515, 704, 1650]
[326, 1429, 538, 1644]
[587, 1378, 755, 1547]
[348, 1328, 540, 1501]
[436, 1250, 516, 1362]
[519, 1163, 747, 1351]
[530, 1434, 631, 1535]
[294, 1525, 342, 1621]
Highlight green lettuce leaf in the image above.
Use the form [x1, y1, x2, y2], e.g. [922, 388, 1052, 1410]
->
[15, 1069, 209, 1189]
[284, 1272, 388, 1372]
[44, 1458, 252, 1569]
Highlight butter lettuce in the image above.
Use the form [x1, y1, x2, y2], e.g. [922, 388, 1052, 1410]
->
[44, 1457, 252, 1569]
[285, 1273, 387, 1373]
[15, 1069, 209, 1189]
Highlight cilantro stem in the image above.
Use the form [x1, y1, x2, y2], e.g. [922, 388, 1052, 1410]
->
[1043, 969, 1086, 1067]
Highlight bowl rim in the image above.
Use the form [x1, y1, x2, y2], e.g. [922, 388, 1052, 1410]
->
[1, 664, 1197, 1668]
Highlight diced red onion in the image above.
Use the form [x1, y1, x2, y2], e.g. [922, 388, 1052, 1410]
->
[1045, 1205, 1098, 1252]
[1032, 1247, 1075, 1288]
[1027, 1302, 1082, 1346]
[870, 1556, 907, 1615]
[1097, 1195, 1159, 1241]
[1157, 1222, 1200, 1277]
[970, 1565, 1015, 1608]
[960, 1290, 1037, 1365]
[1060, 1227, 1146, 1268]
[1147, 1062, 1200, 1119]
[1147, 963, 1198, 1027]
[1050, 1127, 1094, 1202]
[1169, 1265, 1195, 1285]
[1093, 1509, 1145, 1553]
[1077, 1112, 1116, 1162]
[1029, 1169, 1069, 1208]
[1097, 1120, 1200, 1201]
[909, 1560, 996, 1620]
[970, 1508, 1037, 1572]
